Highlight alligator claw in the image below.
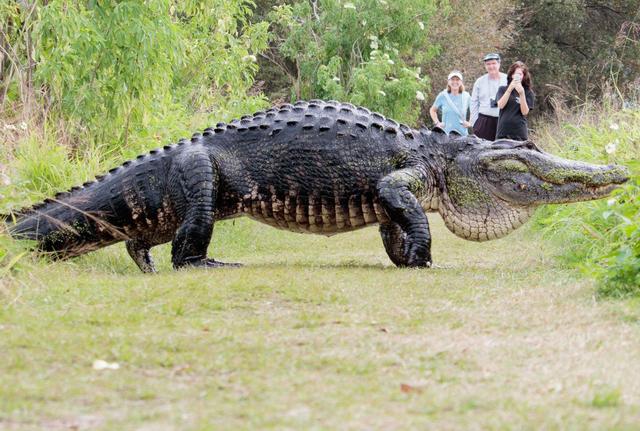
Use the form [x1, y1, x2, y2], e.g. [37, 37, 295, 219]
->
[178, 258, 243, 269]
[201, 259, 243, 268]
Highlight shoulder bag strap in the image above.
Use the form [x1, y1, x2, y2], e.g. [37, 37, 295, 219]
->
[443, 91, 465, 122]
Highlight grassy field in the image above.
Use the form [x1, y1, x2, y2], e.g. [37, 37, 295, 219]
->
[1, 215, 640, 430]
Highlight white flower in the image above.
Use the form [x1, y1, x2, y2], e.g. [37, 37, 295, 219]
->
[92, 359, 120, 370]
[607, 198, 616, 207]
[377, 90, 386, 97]
[605, 142, 617, 154]
[332, 76, 340, 82]
[242, 55, 257, 62]
[418, 21, 425, 30]
[387, 59, 394, 65]
[344, 2, 356, 9]
[415, 90, 425, 101]
[609, 122, 619, 130]
[19, 122, 27, 130]
[370, 40, 378, 50]
[379, 0, 387, 5]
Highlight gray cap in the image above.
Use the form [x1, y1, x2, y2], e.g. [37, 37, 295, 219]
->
[483, 53, 501, 62]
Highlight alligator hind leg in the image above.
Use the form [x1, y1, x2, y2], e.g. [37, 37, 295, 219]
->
[126, 239, 156, 273]
[170, 150, 241, 270]
[376, 168, 432, 267]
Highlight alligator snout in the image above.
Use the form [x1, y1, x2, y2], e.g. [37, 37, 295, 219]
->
[607, 165, 630, 184]
[538, 161, 630, 187]
[588, 164, 629, 186]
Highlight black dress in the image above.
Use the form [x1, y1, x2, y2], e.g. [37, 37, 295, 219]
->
[495, 85, 534, 140]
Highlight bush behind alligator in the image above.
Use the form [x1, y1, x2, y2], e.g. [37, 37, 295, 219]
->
[2, 100, 629, 272]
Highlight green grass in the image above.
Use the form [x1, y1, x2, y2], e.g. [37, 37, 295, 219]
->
[531, 106, 640, 296]
[2, 216, 640, 430]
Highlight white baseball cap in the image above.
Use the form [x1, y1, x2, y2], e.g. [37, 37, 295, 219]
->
[447, 70, 463, 81]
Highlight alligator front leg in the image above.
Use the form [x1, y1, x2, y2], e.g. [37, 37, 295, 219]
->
[170, 150, 240, 270]
[376, 168, 432, 267]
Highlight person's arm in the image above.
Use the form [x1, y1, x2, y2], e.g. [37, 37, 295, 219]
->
[514, 83, 529, 115]
[470, 79, 480, 125]
[497, 82, 515, 109]
[462, 92, 472, 128]
[429, 105, 443, 128]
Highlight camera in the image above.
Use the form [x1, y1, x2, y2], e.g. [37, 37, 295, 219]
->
[513, 73, 523, 82]
[490, 98, 497, 108]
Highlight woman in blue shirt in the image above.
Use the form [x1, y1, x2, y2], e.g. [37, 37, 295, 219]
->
[429, 70, 472, 136]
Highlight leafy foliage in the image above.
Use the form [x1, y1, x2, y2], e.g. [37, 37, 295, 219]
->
[264, 0, 438, 123]
[505, 0, 640, 110]
[533, 106, 640, 297]
[1, 0, 269, 152]
[597, 174, 640, 297]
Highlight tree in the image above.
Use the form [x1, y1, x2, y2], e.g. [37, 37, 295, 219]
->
[1, 0, 270, 152]
[262, 0, 440, 124]
[423, 0, 518, 103]
[505, 0, 640, 110]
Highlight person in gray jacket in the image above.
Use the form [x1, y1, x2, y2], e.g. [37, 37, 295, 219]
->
[470, 53, 508, 140]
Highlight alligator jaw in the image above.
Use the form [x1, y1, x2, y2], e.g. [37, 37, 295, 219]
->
[436, 137, 630, 242]
[481, 148, 629, 206]
[534, 162, 629, 204]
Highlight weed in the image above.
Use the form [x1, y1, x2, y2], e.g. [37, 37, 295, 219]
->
[532, 105, 640, 297]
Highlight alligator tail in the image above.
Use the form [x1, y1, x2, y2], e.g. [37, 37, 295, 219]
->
[5, 182, 132, 258]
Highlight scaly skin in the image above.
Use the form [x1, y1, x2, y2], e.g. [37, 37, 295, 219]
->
[4, 100, 629, 272]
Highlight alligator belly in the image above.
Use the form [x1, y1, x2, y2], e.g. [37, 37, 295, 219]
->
[241, 193, 390, 236]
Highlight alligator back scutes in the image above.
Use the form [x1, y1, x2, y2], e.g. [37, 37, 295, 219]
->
[212, 100, 412, 138]
[9, 100, 409, 219]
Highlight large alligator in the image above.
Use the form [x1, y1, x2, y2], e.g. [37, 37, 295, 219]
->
[2, 100, 628, 272]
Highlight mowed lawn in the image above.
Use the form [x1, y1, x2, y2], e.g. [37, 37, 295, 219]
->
[1, 215, 640, 430]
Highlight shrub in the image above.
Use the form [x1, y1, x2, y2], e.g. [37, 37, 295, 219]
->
[532, 103, 640, 297]
[264, 0, 437, 124]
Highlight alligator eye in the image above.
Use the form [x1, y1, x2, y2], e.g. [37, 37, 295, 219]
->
[522, 141, 541, 152]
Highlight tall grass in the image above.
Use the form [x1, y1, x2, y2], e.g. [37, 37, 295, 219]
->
[532, 100, 640, 297]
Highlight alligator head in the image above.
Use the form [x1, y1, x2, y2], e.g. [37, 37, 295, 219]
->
[432, 136, 629, 241]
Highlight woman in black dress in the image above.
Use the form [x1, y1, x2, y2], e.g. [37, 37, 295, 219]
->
[495, 61, 534, 140]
